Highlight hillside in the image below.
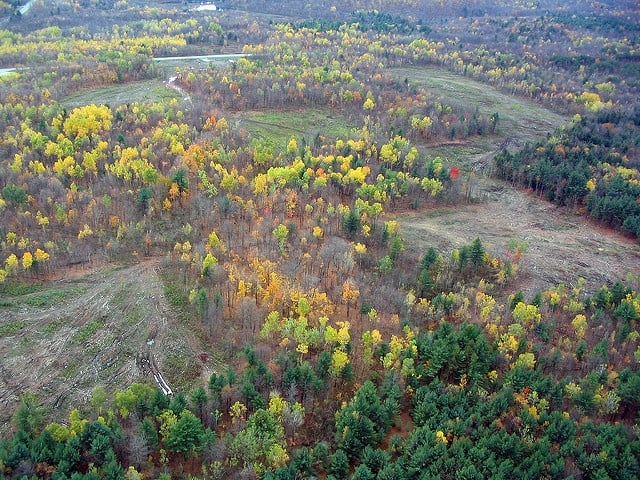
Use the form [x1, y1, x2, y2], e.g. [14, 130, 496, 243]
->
[0, 260, 221, 436]
[0, 0, 639, 479]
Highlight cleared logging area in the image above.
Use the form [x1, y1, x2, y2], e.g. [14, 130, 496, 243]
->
[390, 66, 640, 298]
[0, 260, 222, 436]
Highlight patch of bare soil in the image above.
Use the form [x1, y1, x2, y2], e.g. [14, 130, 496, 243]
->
[395, 66, 639, 296]
[0, 259, 212, 436]
[400, 179, 640, 299]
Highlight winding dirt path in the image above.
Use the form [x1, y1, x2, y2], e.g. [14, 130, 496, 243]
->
[166, 76, 193, 107]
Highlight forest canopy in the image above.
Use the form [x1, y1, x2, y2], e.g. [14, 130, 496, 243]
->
[0, 0, 639, 479]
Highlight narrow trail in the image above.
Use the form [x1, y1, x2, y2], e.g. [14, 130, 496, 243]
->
[166, 76, 193, 107]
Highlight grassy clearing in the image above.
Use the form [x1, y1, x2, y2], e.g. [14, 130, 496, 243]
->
[62, 365, 78, 379]
[0, 283, 87, 307]
[40, 317, 67, 335]
[159, 266, 197, 321]
[234, 108, 355, 148]
[123, 304, 144, 326]
[392, 66, 568, 143]
[60, 79, 181, 108]
[421, 142, 497, 172]
[111, 285, 129, 306]
[0, 280, 42, 308]
[390, 66, 569, 167]
[19, 286, 86, 307]
[0, 280, 40, 297]
[71, 318, 104, 344]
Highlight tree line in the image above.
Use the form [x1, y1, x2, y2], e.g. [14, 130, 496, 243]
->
[494, 107, 640, 239]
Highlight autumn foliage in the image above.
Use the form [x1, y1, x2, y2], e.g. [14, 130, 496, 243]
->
[1, 0, 639, 478]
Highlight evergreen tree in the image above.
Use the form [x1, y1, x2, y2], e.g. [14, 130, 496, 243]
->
[469, 237, 485, 269]
[166, 410, 204, 457]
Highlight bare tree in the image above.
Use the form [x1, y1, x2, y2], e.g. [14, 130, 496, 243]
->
[127, 433, 151, 471]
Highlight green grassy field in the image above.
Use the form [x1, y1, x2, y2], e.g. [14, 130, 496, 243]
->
[232, 108, 356, 148]
[60, 79, 182, 108]
[393, 66, 568, 141]
[390, 66, 569, 167]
